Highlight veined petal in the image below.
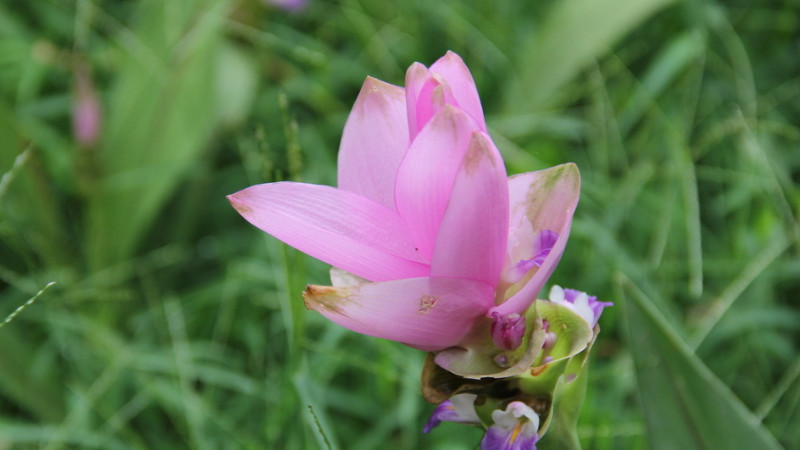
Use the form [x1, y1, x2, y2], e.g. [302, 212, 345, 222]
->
[303, 277, 494, 351]
[394, 106, 481, 260]
[228, 182, 428, 282]
[431, 131, 508, 288]
[337, 77, 409, 209]
[492, 164, 581, 316]
[429, 51, 487, 132]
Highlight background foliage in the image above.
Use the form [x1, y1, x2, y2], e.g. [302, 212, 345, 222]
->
[1, 0, 798, 448]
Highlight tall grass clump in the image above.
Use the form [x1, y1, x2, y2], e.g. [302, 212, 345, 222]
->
[0, 0, 797, 448]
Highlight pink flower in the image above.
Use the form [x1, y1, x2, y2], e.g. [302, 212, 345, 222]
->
[228, 52, 579, 369]
[72, 63, 102, 147]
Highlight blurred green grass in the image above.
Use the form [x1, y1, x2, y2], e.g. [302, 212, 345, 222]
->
[1, 0, 798, 448]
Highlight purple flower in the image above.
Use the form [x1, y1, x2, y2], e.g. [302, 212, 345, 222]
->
[423, 394, 481, 433]
[491, 312, 526, 351]
[228, 51, 580, 356]
[548, 285, 612, 327]
[505, 230, 558, 284]
[481, 402, 540, 450]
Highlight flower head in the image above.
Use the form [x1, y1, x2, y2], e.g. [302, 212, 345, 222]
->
[548, 285, 612, 327]
[482, 402, 540, 450]
[424, 394, 540, 450]
[228, 51, 580, 373]
[423, 394, 481, 433]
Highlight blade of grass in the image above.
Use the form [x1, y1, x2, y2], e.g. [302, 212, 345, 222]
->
[680, 147, 704, 298]
[0, 283, 62, 423]
[164, 298, 208, 450]
[0, 281, 54, 329]
[689, 232, 789, 350]
[86, 0, 229, 270]
[756, 354, 800, 421]
[504, 0, 676, 112]
[617, 30, 706, 137]
[618, 272, 783, 450]
[0, 145, 31, 202]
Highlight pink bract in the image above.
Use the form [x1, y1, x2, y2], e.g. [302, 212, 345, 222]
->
[228, 51, 580, 374]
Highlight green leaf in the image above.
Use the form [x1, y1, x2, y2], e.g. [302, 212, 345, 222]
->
[0, 102, 70, 268]
[215, 42, 259, 128]
[86, 0, 230, 270]
[541, 356, 590, 450]
[535, 300, 594, 367]
[518, 301, 595, 442]
[0, 284, 63, 423]
[617, 30, 707, 137]
[619, 274, 783, 450]
[504, 0, 677, 112]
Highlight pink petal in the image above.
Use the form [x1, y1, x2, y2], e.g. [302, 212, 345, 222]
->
[430, 132, 509, 289]
[394, 106, 481, 260]
[413, 77, 449, 138]
[405, 64, 459, 141]
[303, 277, 494, 351]
[337, 77, 409, 210]
[405, 62, 433, 140]
[329, 268, 368, 287]
[429, 51, 486, 132]
[228, 182, 429, 282]
[491, 163, 581, 316]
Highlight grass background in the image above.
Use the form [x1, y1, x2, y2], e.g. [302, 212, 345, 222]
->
[1, 0, 798, 448]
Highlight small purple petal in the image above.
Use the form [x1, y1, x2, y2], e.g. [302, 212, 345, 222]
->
[563, 288, 613, 325]
[491, 312, 526, 351]
[511, 259, 538, 280]
[424, 394, 480, 433]
[549, 286, 613, 326]
[481, 402, 539, 450]
[529, 230, 558, 266]
[482, 427, 539, 450]
[506, 230, 559, 284]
